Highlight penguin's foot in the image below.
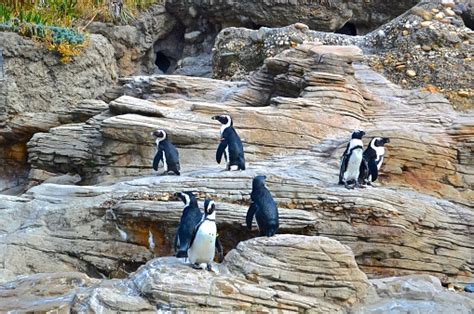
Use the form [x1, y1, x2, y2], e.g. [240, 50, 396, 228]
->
[344, 183, 354, 190]
[206, 264, 212, 272]
[192, 263, 201, 269]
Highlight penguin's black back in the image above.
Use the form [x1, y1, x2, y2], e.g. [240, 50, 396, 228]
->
[160, 139, 180, 174]
[223, 127, 245, 170]
[248, 177, 279, 237]
[176, 204, 202, 257]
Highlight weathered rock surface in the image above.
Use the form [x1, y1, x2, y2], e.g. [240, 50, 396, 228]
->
[18, 44, 473, 286]
[87, 4, 177, 76]
[166, 0, 420, 34]
[354, 275, 474, 313]
[1, 241, 472, 312]
[0, 235, 371, 312]
[212, 2, 473, 110]
[0, 32, 117, 194]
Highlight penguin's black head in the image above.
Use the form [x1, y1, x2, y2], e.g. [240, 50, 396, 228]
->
[174, 191, 196, 207]
[252, 175, 267, 190]
[204, 199, 216, 215]
[212, 114, 233, 126]
[151, 129, 167, 140]
[351, 130, 366, 139]
[373, 137, 390, 146]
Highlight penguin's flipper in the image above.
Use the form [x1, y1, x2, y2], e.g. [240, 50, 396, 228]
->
[216, 138, 228, 164]
[215, 238, 224, 263]
[173, 226, 180, 252]
[152, 147, 163, 171]
[246, 202, 258, 231]
[338, 153, 349, 185]
[368, 159, 379, 182]
[358, 157, 369, 184]
[189, 220, 204, 249]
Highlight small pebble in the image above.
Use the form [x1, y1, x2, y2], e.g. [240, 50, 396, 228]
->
[294, 22, 309, 31]
[422, 45, 432, 52]
[402, 30, 409, 36]
[435, 12, 445, 20]
[444, 8, 456, 17]
[421, 21, 432, 27]
[406, 69, 417, 77]
[432, 8, 440, 13]
[441, 0, 455, 8]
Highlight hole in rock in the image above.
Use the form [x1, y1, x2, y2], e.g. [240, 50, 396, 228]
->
[155, 51, 172, 73]
[336, 22, 358, 36]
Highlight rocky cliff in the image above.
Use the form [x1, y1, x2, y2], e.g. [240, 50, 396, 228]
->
[0, 0, 473, 312]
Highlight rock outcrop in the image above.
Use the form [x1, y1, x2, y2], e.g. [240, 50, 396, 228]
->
[0, 235, 369, 312]
[15, 43, 472, 286]
[87, 4, 177, 77]
[212, 2, 473, 111]
[1, 238, 473, 312]
[0, 32, 117, 194]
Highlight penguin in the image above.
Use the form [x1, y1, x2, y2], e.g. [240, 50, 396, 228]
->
[359, 137, 390, 185]
[174, 192, 202, 258]
[246, 175, 279, 237]
[173, 192, 224, 261]
[188, 199, 218, 271]
[151, 130, 180, 175]
[338, 130, 366, 189]
[211, 115, 245, 171]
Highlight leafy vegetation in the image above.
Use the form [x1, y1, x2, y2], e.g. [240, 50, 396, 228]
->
[0, 0, 157, 62]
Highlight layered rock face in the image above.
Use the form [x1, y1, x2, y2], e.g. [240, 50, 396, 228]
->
[0, 32, 117, 194]
[0, 44, 467, 289]
[1, 237, 473, 312]
[212, 2, 473, 110]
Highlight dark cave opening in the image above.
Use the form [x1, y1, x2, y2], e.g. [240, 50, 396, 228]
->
[336, 22, 358, 36]
[155, 51, 172, 73]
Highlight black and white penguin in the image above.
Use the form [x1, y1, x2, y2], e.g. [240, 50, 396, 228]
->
[188, 199, 218, 271]
[211, 115, 245, 171]
[359, 137, 390, 185]
[246, 175, 279, 237]
[338, 130, 366, 189]
[151, 130, 180, 175]
[174, 192, 202, 258]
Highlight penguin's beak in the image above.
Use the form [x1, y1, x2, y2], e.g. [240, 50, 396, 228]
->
[173, 192, 182, 201]
[361, 131, 366, 136]
[211, 115, 219, 120]
[384, 137, 390, 143]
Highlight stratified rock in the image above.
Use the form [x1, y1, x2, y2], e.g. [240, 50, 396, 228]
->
[0, 32, 117, 193]
[0, 272, 98, 312]
[211, 2, 473, 110]
[0, 236, 369, 312]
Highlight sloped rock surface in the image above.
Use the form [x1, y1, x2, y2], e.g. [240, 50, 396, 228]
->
[354, 275, 474, 313]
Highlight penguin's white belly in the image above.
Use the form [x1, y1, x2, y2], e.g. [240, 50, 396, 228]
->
[162, 151, 168, 172]
[188, 222, 216, 264]
[224, 145, 229, 163]
[344, 149, 363, 181]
